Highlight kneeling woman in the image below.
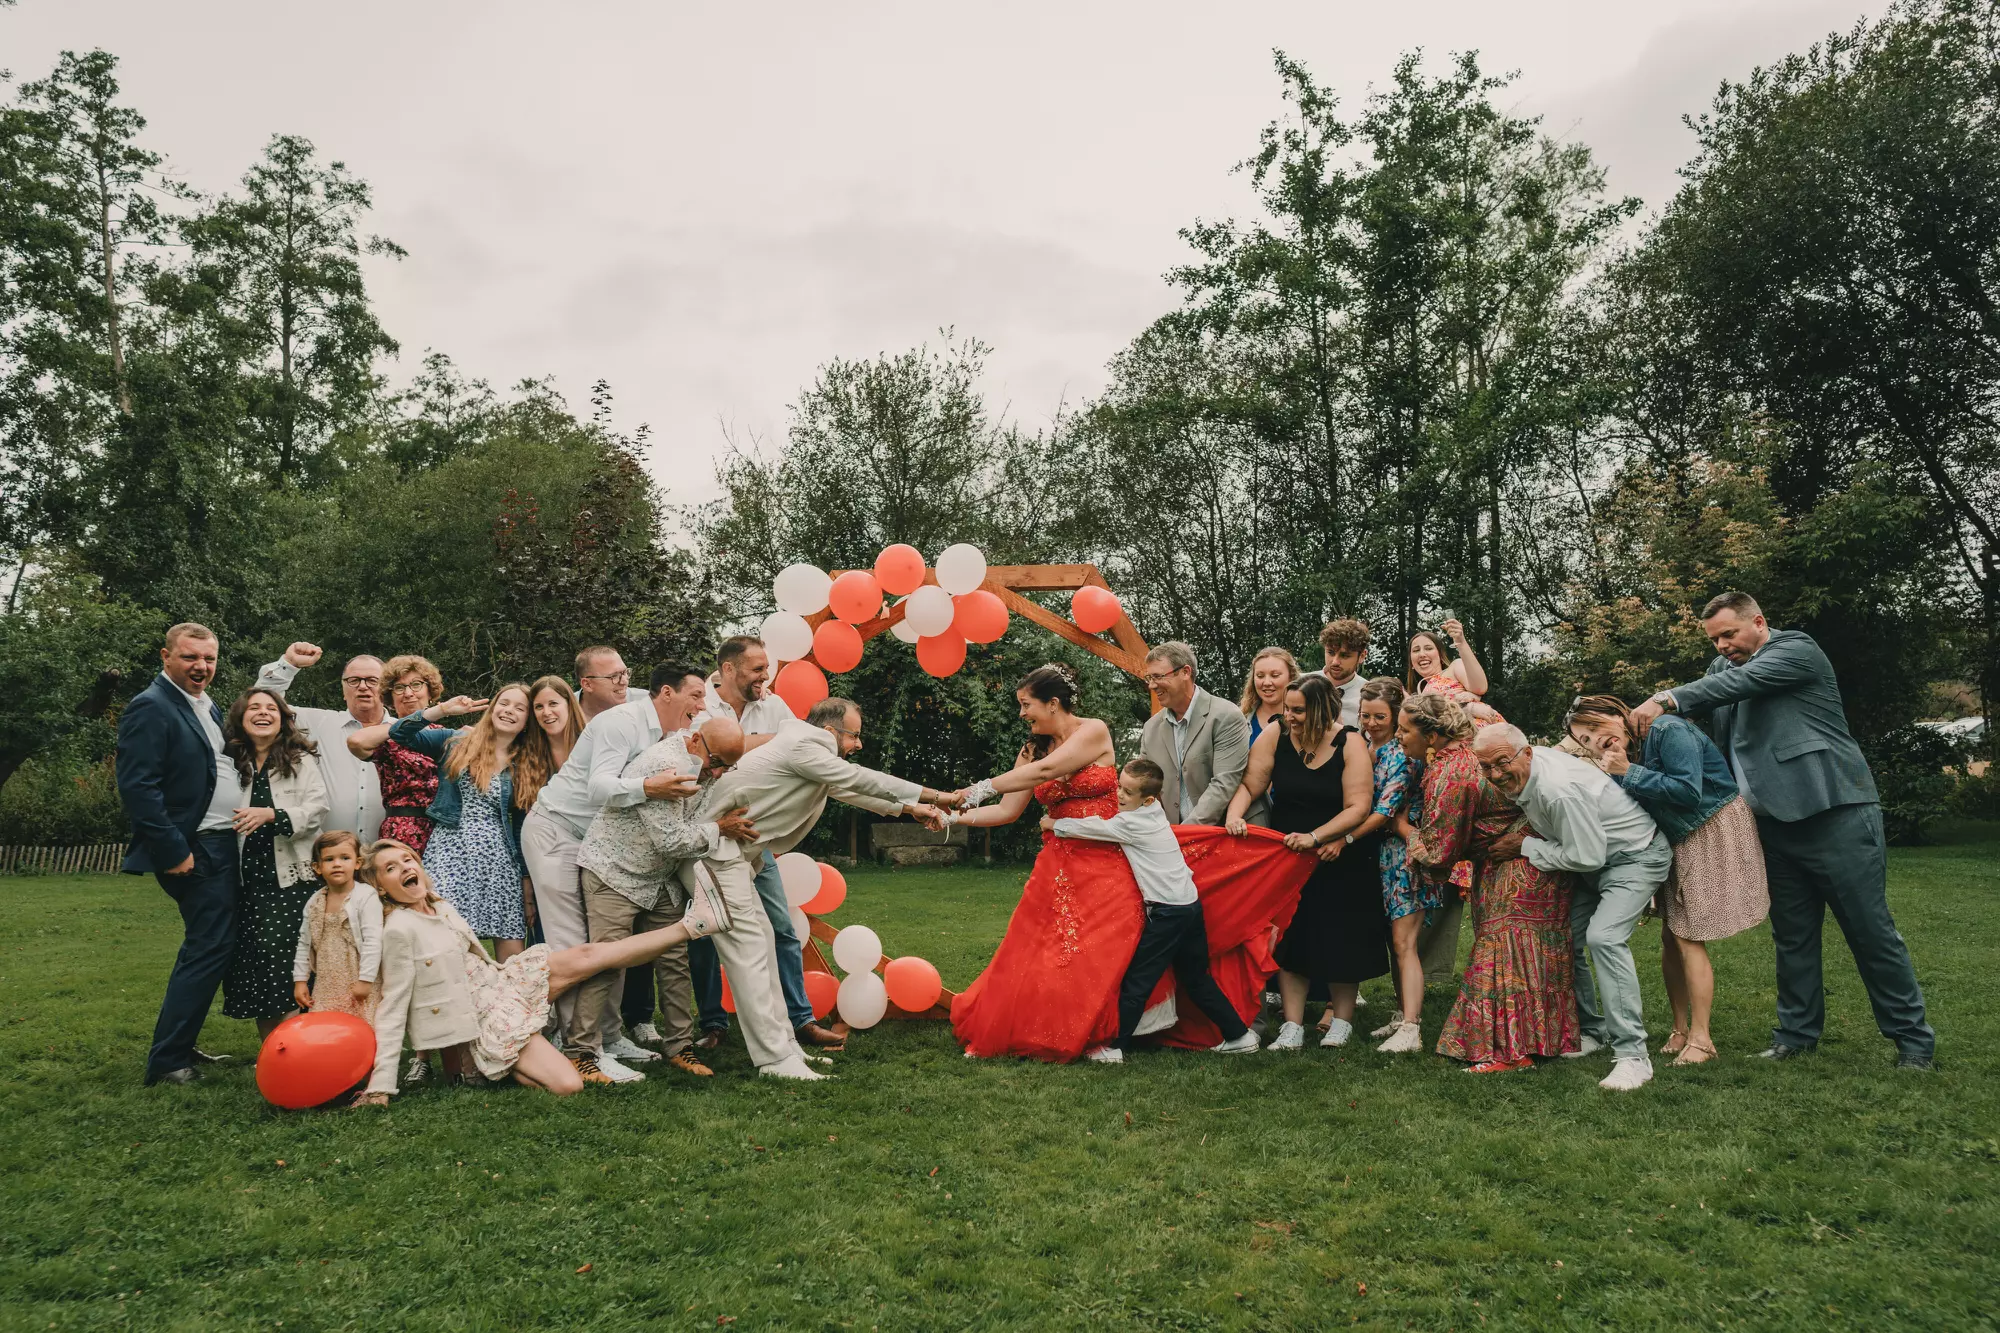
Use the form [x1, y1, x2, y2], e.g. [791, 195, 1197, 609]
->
[354, 839, 721, 1103]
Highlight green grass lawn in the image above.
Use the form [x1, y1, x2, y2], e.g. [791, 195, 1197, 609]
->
[3, 827, 1996, 1332]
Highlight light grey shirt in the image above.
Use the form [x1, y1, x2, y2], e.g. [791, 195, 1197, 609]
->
[1053, 802, 1198, 906]
[534, 695, 665, 840]
[171, 678, 243, 832]
[1515, 747, 1660, 874]
[1301, 671, 1364, 728]
[577, 734, 723, 909]
[254, 658, 388, 840]
[1166, 704, 1193, 768]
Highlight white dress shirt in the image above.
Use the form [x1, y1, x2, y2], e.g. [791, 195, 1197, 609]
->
[1300, 671, 1363, 727]
[696, 718, 922, 860]
[1053, 801, 1198, 906]
[1515, 746, 1660, 874]
[695, 678, 795, 737]
[255, 658, 388, 839]
[170, 678, 244, 832]
[533, 695, 665, 840]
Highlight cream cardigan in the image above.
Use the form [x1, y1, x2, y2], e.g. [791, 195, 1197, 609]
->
[291, 886, 385, 984]
[366, 900, 484, 1095]
[236, 755, 329, 887]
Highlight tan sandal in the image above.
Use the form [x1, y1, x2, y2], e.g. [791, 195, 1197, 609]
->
[1672, 1036, 1717, 1066]
[1660, 1029, 1689, 1056]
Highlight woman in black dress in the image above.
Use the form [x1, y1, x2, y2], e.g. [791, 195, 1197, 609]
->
[1225, 674, 1387, 1050]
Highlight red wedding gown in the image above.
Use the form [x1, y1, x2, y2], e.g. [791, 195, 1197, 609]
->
[951, 764, 1317, 1062]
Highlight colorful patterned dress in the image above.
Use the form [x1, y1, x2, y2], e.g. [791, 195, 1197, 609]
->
[1372, 737, 1437, 923]
[372, 737, 438, 853]
[1408, 740, 1577, 1063]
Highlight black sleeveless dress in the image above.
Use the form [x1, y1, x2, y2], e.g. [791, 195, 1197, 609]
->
[1270, 727, 1390, 985]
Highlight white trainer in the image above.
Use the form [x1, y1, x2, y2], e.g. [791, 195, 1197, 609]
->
[1369, 1019, 1402, 1039]
[1376, 1021, 1424, 1054]
[1270, 1021, 1306, 1051]
[1320, 1017, 1354, 1048]
[1353, 994, 1369, 1009]
[404, 1053, 430, 1085]
[1085, 1045, 1125, 1064]
[759, 1055, 829, 1081]
[630, 1022, 664, 1046]
[604, 1036, 661, 1063]
[1599, 1056, 1654, 1092]
[1561, 1034, 1605, 1059]
[1211, 1031, 1260, 1054]
[595, 1051, 647, 1083]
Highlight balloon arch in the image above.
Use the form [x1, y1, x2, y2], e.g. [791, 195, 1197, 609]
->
[744, 545, 1160, 1030]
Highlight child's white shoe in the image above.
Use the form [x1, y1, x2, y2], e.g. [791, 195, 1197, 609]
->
[1211, 1032, 1260, 1054]
[1085, 1045, 1124, 1064]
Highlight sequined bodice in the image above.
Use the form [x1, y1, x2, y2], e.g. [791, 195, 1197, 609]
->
[1034, 763, 1120, 821]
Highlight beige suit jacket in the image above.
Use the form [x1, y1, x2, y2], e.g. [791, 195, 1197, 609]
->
[697, 719, 923, 858]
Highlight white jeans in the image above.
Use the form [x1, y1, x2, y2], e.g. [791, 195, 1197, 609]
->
[679, 856, 802, 1070]
[521, 805, 622, 1047]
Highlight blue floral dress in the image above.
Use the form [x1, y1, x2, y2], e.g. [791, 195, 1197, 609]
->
[422, 773, 525, 942]
[1373, 738, 1438, 923]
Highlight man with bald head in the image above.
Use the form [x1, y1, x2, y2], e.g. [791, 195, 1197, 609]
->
[1476, 723, 1670, 1092]
[570, 715, 756, 1083]
[256, 641, 394, 839]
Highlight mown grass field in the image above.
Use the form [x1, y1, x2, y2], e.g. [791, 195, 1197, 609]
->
[3, 825, 1996, 1331]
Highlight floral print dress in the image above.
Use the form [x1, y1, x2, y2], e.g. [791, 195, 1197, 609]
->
[372, 737, 438, 853]
[1372, 737, 1438, 923]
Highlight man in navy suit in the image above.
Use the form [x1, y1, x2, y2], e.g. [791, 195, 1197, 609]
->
[117, 623, 249, 1085]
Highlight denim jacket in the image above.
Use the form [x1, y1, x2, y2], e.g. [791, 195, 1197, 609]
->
[388, 714, 526, 873]
[1614, 714, 1738, 846]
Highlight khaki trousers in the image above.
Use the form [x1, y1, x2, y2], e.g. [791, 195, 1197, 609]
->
[569, 868, 695, 1057]
[679, 856, 800, 1070]
[1416, 893, 1465, 985]
[521, 806, 621, 1047]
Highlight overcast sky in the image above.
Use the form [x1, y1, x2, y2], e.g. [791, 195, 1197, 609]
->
[5, 1, 1874, 502]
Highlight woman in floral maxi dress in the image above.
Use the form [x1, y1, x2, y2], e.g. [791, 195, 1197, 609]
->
[1397, 693, 1577, 1073]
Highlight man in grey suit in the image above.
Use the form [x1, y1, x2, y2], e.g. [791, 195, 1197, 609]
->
[1632, 592, 1934, 1069]
[1138, 642, 1250, 826]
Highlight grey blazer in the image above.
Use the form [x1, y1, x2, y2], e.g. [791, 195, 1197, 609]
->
[1669, 628, 1878, 823]
[1139, 687, 1251, 825]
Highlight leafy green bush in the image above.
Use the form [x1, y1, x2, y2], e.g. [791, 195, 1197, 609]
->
[0, 756, 128, 846]
[1949, 768, 2000, 821]
[1869, 725, 1964, 845]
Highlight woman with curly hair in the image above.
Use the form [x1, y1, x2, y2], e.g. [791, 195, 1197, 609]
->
[347, 654, 444, 853]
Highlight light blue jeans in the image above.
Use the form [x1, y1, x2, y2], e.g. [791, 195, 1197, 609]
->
[1570, 830, 1673, 1061]
[752, 850, 815, 1031]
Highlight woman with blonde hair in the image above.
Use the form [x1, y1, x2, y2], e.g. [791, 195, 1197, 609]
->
[1237, 646, 1300, 747]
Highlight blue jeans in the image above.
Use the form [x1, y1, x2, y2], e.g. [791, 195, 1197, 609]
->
[689, 936, 727, 1033]
[753, 851, 814, 1030]
[146, 832, 239, 1081]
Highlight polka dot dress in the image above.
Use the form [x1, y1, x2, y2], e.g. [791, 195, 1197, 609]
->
[223, 767, 315, 1021]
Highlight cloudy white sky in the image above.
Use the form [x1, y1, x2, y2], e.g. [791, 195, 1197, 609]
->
[6, 1, 1875, 501]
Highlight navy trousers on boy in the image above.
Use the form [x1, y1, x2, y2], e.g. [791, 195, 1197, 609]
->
[1114, 901, 1247, 1051]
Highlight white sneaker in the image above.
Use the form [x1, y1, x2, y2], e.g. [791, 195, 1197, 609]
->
[1320, 1018, 1354, 1048]
[404, 1054, 430, 1085]
[595, 1051, 647, 1083]
[1353, 994, 1369, 1009]
[1270, 1021, 1306, 1051]
[1599, 1056, 1654, 1092]
[1085, 1045, 1125, 1064]
[604, 1036, 661, 1063]
[759, 1055, 829, 1081]
[1376, 1022, 1424, 1054]
[681, 865, 733, 938]
[801, 1052, 835, 1067]
[631, 1022, 664, 1046]
[1562, 1034, 1605, 1060]
[1211, 1032, 1260, 1054]
[1369, 1019, 1402, 1039]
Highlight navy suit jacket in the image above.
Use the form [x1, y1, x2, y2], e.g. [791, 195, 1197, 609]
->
[117, 672, 224, 874]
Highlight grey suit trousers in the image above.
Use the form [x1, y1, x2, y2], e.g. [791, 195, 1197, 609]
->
[1758, 803, 1933, 1057]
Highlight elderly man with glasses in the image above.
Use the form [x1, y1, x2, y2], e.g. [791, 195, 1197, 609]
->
[1137, 642, 1251, 827]
[254, 641, 394, 840]
[1474, 722, 1671, 1092]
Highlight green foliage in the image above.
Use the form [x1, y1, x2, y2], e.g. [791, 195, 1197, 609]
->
[1869, 724, 1968, 845]
[0, 753, 123, 843]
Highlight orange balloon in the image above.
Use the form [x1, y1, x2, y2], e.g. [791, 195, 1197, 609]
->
[803, 969, 840, 1020]
[772, 660, 829, 718]
[883, 955, 943, 1013]
[915, 632, 967, 677]
[720, 965, 736, 1014]
[812, 619, 864, 674]
[952, 589, 1009, 644]
[828, 569, 884, 624]
[255, 1011, 376, 1109]
[803, 862, 847, 915]
[1072, 585, 1123, 634]
[874, 544, 927, 597]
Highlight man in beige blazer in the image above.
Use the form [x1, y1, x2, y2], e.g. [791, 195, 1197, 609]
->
[1138, 642, 1251, 826]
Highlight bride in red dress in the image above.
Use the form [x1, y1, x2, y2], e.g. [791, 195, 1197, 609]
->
[948, 665, 1315, 1062]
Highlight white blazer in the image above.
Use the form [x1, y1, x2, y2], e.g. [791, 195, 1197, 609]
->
[365, 901, 485, 1095]
[237, 755, 330, 887]
[697, 719, 922, 858]
[291, 885, 385, 984]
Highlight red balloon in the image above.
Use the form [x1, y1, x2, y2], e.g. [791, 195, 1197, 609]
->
[915, 632, 967, 677]
[720, 965, 736, 1014]
[255, 1011, 376, 1110]
[874, 544, 927, 597]
[952, 589, 1009, 644]
[803, 969, 840, 1020]
[1072, 585, 1123, 634]
[828, 569, 884, 624]
[812, 619, 864, 674]
[803, 862, 847, 915]
[883, 955, 943, 1014]
[772, 660, 829, 718]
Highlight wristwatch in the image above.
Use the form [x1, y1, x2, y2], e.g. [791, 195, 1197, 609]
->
[1649, 690, 1678, 713]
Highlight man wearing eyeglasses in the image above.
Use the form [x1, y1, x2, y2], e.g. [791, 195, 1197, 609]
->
[1474, 723, 1670, 1092]
[574, 645, 631, 725]
[1137, 642, 1251, 826]
[254, 641, 392, 841]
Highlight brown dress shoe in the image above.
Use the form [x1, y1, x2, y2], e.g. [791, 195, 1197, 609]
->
[795, 1022, 846, 1049]
[667, 1051, 714, 1077]
[694, 1029, 725, 1052]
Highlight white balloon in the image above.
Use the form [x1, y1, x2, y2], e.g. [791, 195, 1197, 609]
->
[902, 585, 955, 637]
[773, 563, 832, 616]
[789, 906, 811, 944]
[760, 611, 814, 663]
[831, 923, 883, 975]
[889, 597, 920, 644]
[934, 543, 987, 596]
[837, 969, 889, 1030]
[777, 851, 821, 907]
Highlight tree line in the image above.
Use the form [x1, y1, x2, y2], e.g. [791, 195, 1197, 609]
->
[2, 1, 1994, 848]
